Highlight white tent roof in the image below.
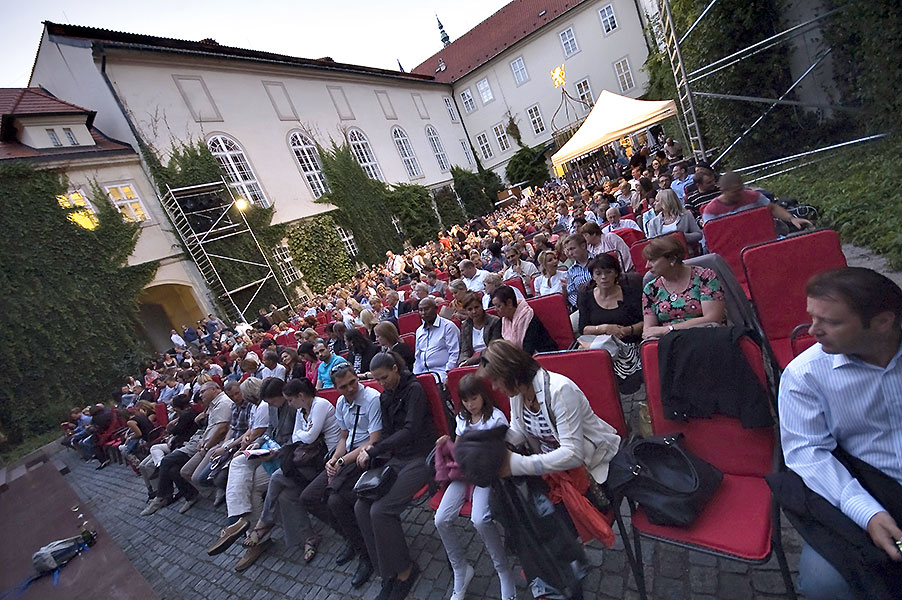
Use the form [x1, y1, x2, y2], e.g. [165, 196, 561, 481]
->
[551, 91, 678, 167]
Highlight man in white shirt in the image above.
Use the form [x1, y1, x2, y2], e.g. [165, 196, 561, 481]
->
[170, 329, 187, 350]
[459, 259, 489, 292]
[413, 298, 460, 383]
[778, 268, 902, 598]
[601, 207, 641, 234]
[502, 246, 539, 296]
[426, 271, 447, 296]
[260, 350, 287, 381]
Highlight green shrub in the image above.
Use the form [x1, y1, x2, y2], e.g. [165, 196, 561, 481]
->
[0, 163, 156, 449]
[505, 145, 550, 189]
[433, 185, 465, 228]
[451, 166, 494, 217]
[388, 183, 439, 247]
[286, 215, 356, 293]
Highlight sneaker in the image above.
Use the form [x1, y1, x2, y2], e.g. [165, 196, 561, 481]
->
[140, 496, 168, 516]
[207, 518, 249, 555]
[178, 495, 198, 514]
[450, 564, 475, 600]
[389, 562, 420, 600]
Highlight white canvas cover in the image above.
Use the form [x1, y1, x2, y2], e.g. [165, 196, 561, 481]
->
[551, 91, 678, 167]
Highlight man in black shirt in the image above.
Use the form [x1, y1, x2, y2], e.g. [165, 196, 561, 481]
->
[684, 166, 720, 218]
[354, 352, 436, 600]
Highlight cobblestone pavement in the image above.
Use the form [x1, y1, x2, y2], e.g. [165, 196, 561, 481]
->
[60, 450, 803, 600]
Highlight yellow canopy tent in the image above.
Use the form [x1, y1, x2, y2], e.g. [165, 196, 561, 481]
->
[551, 91, 678, 167]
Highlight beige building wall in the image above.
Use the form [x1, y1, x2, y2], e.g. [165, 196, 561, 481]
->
[449, 0, 649, 180]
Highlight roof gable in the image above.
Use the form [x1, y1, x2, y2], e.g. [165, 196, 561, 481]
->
[0, 87, 95, 141]
[412, 0, 592, 83]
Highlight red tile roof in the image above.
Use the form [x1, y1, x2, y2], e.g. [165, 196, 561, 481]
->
[43, 22, 438, 85]
[0, 127, 134, 162]
[412, 0, 592, 83]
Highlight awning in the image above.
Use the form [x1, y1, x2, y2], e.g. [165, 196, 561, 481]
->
[551, 91, 678, 167]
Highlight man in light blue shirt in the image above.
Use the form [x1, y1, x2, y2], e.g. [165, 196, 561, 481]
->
[157, 376, 184, 405]
[669, 162, 692, 202]
[314, 342, 349, 390]
[413, 297, 460, 383]
[779, 267, 902, 598]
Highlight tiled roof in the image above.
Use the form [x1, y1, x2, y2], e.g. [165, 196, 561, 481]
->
[43, 22, 438, 85]
[0, 126, 133, 162]
[412, 0, 592, 83]
[0, 87, 95, 139]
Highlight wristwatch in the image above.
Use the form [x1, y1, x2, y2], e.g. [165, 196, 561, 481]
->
[336, 457, 344, 467]
[668, 325, 675, 332]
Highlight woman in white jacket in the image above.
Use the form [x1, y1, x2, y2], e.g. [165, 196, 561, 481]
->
[645, 189, 703, 245]
[477, 340, 620, 484]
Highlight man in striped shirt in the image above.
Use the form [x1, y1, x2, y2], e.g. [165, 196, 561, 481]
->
[779, 267, 902, 598]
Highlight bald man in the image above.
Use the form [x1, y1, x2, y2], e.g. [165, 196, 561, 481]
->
[601, 206, 641, 235]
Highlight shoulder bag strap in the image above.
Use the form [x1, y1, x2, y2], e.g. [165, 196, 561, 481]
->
[347, 405, 361, 452]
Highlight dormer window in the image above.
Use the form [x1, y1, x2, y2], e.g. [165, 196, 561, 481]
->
[63, 128, 79, 146]
[46, 129, 62, 147]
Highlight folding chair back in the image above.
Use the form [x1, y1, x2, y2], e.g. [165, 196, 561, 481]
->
[416, 374, 451, 438]
[316, 312, 330, 325]
[630, 232, 688, 276]
[154, 402, 169, 428]
[613, 227, 645, 248]
[436, 271, 450, 281]
[741, 229, 846, 368]
[535, 350, 627, 436]
[397, 312, 421, 336]
[503, 277, 527, 297]
[703, 206, 776, 293]
[400, 333, 416, 355]
[526, 294, 575, 350]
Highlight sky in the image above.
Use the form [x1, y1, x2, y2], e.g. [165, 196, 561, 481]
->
[1, 0, 511, 88]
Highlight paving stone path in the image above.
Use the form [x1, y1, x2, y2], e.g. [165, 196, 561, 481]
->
[60, 450, 803, 599]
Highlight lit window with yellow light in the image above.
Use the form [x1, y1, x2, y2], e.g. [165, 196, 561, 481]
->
[57, 189, 98, 230]
[106, 183, 149, 222]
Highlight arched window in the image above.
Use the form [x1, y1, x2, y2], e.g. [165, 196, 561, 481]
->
[288, 132, 328, 199]
[425, 125, 450, 172]
[207, 134, 268, 207]
[391, 126, 422, 179]
[346, 128, 385, 182]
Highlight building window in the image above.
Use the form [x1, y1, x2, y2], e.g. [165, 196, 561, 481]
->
[57, 188, 98, 230]
[614, 57, 635, 92]
[336, 225, 358, 257]
[105, 183, 149, 222]
[63, 128, 79, 146]
[425, 125, 450, 172]
[288, 132, 328, 199]
[526, 105, 546, 135]
[392, 126, 423, 179]
[272, 243, 302, 284]
[510, 57, 529, 85]
[599, 4, 618, 34]
[46, 129, 62, 147]
[492, 123, 511, 153]
[476, 132, 493, 160]
[207, 134, 269, 207]
[575, 78, 594, 109]
[346, 128, 385, 182]
[460, 89, 476, 113]
[443, 97, 459, 123]
[560, 27, 579, 57]
[476, 78, 494, 104]
[460, 139, 475, 167]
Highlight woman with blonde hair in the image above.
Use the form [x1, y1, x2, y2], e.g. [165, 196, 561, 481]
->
[534, 250, 567, 297]
[359, 309, 379, 343]
[645, 189, 703, 244]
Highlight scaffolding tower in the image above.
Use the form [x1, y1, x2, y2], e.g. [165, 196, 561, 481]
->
[159, 178, 290, 323]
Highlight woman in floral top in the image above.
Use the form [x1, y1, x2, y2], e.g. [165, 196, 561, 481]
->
[640, 236, 726, 338]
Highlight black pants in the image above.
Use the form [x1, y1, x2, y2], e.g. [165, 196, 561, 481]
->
[157, 451, 193, 500]
[354, 456, 430, 578]
[300, 465, 367, 558]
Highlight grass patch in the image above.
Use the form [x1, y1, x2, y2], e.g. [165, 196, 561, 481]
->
[761, 137, 902, 269]
[0, 430, 62, 467]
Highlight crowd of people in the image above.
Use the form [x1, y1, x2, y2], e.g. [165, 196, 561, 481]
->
[61, 141, 902, 600]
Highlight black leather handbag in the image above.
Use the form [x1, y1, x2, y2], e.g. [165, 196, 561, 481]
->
[353, 464, 397, 501]
[607, 434, 723, 527]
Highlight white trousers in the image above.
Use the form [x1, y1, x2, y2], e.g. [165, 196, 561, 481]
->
[225, 453, 271, 522]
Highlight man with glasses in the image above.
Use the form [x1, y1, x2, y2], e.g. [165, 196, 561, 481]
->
[315, 342, 349, 390]
[502, 246, 538, 297]
[300, 364, 383, 588]
[413, 297, 460, 383]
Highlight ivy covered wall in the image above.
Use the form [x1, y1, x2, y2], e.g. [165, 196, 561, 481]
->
[286, 215, 356, 293]
[0, 163, 156, 446]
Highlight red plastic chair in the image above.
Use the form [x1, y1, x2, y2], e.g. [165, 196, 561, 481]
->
[790, 324, 816, 358]
[314, 324, 328, 337]
[154, 402, 169, 428]
[630, 232, 689, 276]
[526, 294, 575, 350]
[436, 271, 450, 281]
[613, 227, 646, 248]
[397, 312, 421, 336]
[315, 312, 330, 325]
[631, 337, 795, 597]
[400, 333, 416, 355]
[503, 278, 527, 297]
[741, 229, 846, 369]
[397, 284, 412, 294]
[703, 206, 777, 296]
[275, 333, 294, 348]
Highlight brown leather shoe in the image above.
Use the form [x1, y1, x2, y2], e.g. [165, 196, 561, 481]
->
[207, 518, 248, 555]
[234, 539, 270, 572]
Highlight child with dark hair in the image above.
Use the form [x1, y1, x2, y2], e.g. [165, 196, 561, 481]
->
[434, 374, 515, 600]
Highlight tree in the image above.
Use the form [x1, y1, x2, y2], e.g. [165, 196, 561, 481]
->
[505, 145, 551, 189]
[388, 183, 440, 247]
[433, 185, 465, 228]
[451, 166, 494, 217]
[0, 163, 156, 447]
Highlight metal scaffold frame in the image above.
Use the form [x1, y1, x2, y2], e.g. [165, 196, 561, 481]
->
[159, 178, 291, 323]
[657, 0, 887, 174]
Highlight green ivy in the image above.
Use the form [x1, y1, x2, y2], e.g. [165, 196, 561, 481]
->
[389, 183, 439, 247]
[505, 145, 551, 189]
[318, 142, 401, 265]
[451, 166, 495, 217]
[433, 185, 465, 228]
[286, 215, 356, 293]
[0, 163, 156, 451]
